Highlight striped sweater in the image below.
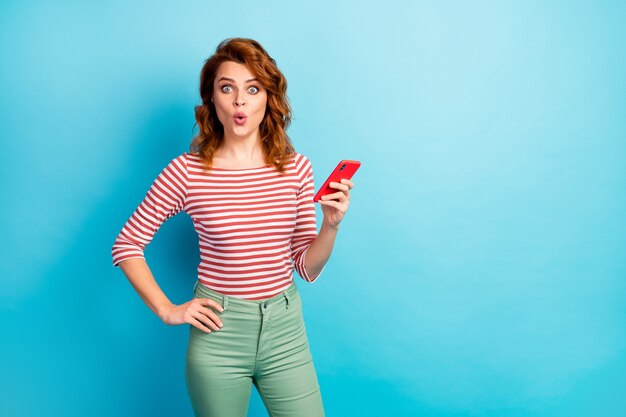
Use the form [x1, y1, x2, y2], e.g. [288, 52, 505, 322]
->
[111, 152, 323, 300]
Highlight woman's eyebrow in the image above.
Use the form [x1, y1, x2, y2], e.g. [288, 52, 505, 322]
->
[217, 76, 258, 83]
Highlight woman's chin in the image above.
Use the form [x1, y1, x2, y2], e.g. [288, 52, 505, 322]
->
[227, 126, 259, 140]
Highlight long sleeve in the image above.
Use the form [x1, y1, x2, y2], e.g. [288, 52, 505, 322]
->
[290, 155, 325, 282]
[111, 154, 189, 266]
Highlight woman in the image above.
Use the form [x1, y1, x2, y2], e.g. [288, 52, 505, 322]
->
[111, 38, 353, 417]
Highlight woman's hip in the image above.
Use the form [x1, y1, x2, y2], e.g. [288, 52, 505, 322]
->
[186, 279, 310, 365]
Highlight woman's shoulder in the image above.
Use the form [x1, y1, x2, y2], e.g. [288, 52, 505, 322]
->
[291, 152, 312, 167]
[178, 151, 203, 166]
[288, 152, 315, 181]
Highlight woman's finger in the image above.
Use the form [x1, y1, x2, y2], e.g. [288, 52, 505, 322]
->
[192, 310, 222, 331]
[329, 181, 350, 192]
[197, 305, 223, 328]
[200, 298, 224, 313]
[190, 317, 212, 333]
[318, 199, 346, 211]
[339, 179, 354, 189]
[321, 191, 349, 202]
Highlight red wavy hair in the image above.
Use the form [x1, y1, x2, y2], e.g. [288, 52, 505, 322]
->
[190, 38, 295, 173]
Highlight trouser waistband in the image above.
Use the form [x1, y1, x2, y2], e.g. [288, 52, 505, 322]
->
[192, 280, 298, 313]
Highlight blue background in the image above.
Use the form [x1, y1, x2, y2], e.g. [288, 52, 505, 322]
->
[1, 1, 625, 416]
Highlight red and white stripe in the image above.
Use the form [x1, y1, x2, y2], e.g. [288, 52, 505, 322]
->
[112, 152, 323, 300]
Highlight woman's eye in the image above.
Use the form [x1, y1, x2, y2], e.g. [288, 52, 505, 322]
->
[248, 86, 259, 94]
[221, 85, 233, 93]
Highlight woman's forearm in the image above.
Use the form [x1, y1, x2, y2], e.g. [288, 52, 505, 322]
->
[304, 219, 339, 280]
[118, 258, 174, 320]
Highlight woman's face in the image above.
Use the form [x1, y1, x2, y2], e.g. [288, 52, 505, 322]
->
[212, 61, 268, 141]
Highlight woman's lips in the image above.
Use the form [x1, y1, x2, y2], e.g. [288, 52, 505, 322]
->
[233, 112, 248, 126]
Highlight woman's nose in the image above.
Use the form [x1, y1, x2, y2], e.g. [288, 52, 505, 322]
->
[234, 93, 246, 106]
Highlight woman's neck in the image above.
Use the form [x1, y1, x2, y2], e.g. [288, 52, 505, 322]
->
[214, 134, 265, 169]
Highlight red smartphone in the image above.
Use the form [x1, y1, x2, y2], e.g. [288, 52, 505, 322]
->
[313, 160, 361, 202]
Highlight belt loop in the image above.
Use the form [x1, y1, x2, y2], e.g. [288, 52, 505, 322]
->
[222, 294, 229, 311]
[193, 280, 199, 294]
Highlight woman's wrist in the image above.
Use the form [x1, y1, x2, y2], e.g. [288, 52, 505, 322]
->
[157, 302, 175, 322]
[321, 217, 340, 232]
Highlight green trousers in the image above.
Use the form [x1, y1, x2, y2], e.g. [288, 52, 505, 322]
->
[185, 280, 326, 417]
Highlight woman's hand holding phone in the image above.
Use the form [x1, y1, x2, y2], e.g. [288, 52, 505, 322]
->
[314, 160, 360, 229]
[317, 178, 354, 229]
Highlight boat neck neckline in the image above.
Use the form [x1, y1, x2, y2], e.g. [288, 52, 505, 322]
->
[186, 152, 289, 171]
[209, 165, 272, 171]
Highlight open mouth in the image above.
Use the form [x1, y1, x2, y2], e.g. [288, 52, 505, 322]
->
[233, 112, 248, 124]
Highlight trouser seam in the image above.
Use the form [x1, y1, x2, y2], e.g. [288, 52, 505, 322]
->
[255, 380, 277, 417]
